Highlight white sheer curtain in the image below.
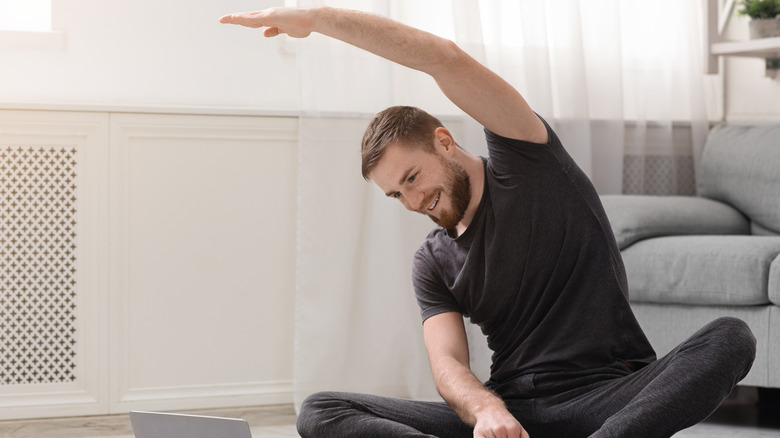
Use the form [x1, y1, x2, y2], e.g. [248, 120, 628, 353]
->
[293, 0, 711, 409]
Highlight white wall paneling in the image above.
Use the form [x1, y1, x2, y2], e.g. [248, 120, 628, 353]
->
[0, 109, 298, 420]
[108, 113, 298, 414]
[0, 110, 109, 420]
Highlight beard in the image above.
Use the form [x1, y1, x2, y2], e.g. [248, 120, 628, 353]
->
[429, 159, 472, 231]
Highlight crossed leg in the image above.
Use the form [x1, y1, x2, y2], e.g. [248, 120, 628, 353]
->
[514, 317, 757, 438]
[297, 391, 472, 438]
[297, 317, 756, 438]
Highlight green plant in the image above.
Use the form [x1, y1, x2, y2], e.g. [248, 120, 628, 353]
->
[738, 0, 780, 19]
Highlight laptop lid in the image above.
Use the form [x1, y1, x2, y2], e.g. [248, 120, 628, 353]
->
[129, 411, 253, 438]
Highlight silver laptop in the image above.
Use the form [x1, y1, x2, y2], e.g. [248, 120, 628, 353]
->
[129, 411, 253, 438]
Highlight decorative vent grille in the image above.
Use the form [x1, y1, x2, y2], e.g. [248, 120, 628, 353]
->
[623, 155, 695, 196]
[0, 146, 78, 385]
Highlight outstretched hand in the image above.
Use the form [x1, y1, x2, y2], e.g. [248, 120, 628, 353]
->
[219, 7, 315, 38]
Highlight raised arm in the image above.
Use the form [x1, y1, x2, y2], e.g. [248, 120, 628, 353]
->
[220, 6, 547, 143]
[424, 312, 529, 438]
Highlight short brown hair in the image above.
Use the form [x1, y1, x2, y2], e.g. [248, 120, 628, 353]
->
[361, 106, 444, 180]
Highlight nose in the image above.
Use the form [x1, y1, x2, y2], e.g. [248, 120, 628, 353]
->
[404, 189, 426, 212]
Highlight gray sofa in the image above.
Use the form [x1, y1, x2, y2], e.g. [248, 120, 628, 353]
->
[601, 122, 780, 389]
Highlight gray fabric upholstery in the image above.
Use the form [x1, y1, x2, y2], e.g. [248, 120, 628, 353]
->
[770, 307, 780, 387]
[753, 222, 780, 236]
[623, 236, 780, 306]
[600, 195, 749, 250]
[697, 123, 780, 234]
[770, 254, 780, 305]
[606, 122, 780, 388]
[632, 303, 770, 387]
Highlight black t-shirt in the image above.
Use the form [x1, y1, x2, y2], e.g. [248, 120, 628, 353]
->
[412, 117, 656, 387]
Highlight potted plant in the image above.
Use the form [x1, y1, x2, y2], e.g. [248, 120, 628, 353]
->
[738, 0, 780, 38]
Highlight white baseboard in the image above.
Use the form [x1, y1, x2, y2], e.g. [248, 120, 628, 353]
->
[0, 384, 103, 420]
[111, 380, 294, 414]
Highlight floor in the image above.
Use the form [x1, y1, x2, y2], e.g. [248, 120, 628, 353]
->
[1, 388, 779, 437]
[0, 405, 299, 438]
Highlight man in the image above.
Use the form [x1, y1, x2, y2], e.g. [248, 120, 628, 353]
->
[221, 6, 756, 438]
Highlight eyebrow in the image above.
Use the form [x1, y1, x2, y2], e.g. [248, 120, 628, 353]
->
[384, 166, 415, 197]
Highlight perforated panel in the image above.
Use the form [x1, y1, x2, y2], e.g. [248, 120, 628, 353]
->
[0, 146, 78, 385]
[623, 155, 695, 196]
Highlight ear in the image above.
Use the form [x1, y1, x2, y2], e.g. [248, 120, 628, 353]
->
[434, 127, 456, 156]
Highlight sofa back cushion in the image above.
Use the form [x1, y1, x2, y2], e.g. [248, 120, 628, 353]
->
[697, 123, 780, 235]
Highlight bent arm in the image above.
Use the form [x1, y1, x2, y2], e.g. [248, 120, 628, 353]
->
[221, 6, 547, 143]
[424, 312, 528, 437]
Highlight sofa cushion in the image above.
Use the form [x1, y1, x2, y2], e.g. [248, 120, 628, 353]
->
[697, 123, 780, 234]
[770, 254, 780, 305]
[753, 222, 780, 236]
[600, 195, 749, 250]
[623, 236, 780, 306]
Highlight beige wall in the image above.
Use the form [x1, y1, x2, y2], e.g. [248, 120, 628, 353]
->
[722, 12, 780, 120]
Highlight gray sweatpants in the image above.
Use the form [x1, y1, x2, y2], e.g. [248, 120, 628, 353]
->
[297, 317, 756, 438]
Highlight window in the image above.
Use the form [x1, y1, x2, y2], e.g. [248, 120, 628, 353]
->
[0, 0, 51, 32]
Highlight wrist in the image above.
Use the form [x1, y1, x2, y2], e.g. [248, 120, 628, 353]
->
[469, 392, 508, 422]
[306, 5, 332, 34]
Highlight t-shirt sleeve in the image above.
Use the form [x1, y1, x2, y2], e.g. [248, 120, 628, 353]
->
[485, 116, 567, 177]
[412, 246, 462, 323]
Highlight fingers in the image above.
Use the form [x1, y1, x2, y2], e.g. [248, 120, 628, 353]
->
[219, 12, 282, 38]
[473, 428, 512, 438]
[474, 425, 528, 438]
[263, 27, 281, 38]
[220, 7, 313, 38]
[219, 13, 245, 25]
[219, 11, 266, 29]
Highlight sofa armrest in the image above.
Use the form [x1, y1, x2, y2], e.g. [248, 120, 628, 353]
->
[600, 195, 750, 249]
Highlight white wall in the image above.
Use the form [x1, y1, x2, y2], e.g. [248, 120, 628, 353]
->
[0, 0, 298, 110]
[0, 0, 303, 419]
[722, 13, 780, 120]
[4, 2, 780, 120]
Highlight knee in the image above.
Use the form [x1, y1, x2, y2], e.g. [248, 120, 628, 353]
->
[709, 317, 756, 374]
[713, 317, 756, 356]
[296, 391, 345, 438]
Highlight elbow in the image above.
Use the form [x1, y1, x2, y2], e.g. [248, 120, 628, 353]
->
[440, 38, 464, 60]
[440, 38, 469, 65]
[430, 362, 447, 390]
[425, 38, 470, 75]
[433, 372, 451, 400]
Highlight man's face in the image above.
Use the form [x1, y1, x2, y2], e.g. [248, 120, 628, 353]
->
[370, 140, 471, 230]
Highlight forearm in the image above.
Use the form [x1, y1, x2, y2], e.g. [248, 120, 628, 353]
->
[308, 6, 460, 77]
[433, 356, 509, 426]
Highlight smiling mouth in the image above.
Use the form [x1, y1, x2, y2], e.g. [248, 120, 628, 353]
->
[428, 192, 441, 211]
